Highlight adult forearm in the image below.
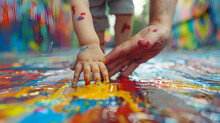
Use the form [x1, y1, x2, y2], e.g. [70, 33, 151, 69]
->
[149, 0, 177, 26]
[71, 0, 99, 46]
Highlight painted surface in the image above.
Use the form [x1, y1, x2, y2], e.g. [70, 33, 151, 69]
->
[172, 0, 220, 50]
[0, 49, 220, 122]
[0, 0, 75, 52]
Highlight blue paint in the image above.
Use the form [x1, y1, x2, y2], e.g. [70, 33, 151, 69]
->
[20, 108, 67, 123]
[77, 16, 83, 21]
[40, 92, 48, 96]
[80, 46, 88, 53]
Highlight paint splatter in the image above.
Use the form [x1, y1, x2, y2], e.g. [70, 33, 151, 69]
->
[153, 29, 157, 32]
[80, 45, 88, 53]
[72, 6, 75, 15]
[77, 12, 86, 21]
[0, 49, 220, 122]
[121, 22, 131, 33]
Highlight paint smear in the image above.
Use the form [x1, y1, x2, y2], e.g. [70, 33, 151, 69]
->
[0, 49, 220, 122]
[121, 23, 131, 33]
[77, 12, 86, 21]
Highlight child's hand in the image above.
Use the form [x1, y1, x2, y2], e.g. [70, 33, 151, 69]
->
[71, 44, 109, 85]
[105, 23, 171, 77]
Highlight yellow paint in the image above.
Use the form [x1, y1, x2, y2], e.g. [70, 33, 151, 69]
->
[0, 105, 24, 116]
[29, 40, 40, 51]
[12, 63, 21, 67]
[75, 106, 80, 113]
[68, 83, 140, 112]
[0, 82, 141, 118]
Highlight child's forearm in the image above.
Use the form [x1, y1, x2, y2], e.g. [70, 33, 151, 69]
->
[149, 0, 177, 26]
[71, 0, 99, 46]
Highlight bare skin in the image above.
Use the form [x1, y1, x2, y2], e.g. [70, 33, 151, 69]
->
[105, 0, 178, 77]
[70, 0, 109, 85]
[97, 14, 133, 53]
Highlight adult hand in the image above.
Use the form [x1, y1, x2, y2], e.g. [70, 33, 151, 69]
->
[105, 23, 172, 77]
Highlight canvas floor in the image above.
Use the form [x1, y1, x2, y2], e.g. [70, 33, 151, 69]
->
[0, 48, 220, 123]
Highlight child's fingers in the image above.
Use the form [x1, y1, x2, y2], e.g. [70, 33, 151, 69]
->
[71, 60, 78, 70]
[73, 63, 82, 85]
[83, 64, 91, 86]
[98, 63, 109, 83]
[91, 64, 101, 83]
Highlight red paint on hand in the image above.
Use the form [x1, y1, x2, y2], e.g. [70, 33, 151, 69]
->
[121, 23, 131, 33]
[153, 29, 157, 32]
[138, 39, 150, 49]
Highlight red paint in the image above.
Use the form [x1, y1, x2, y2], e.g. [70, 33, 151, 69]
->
[71, 6, 75, 14]
[138, 39, 150, 49]
[119, 50, 125, 55]
[77, 12, 86, 21]
[121, 23, 131, 33]
[1, 0, 11, 30]
[153, 29, 157, 32]
[81, 12, 86, 16]
[118, 77, 139, 91]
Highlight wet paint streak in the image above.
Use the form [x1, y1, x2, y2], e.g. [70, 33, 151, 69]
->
[0, 50, 220, 122]
[80, 45, 88, 53]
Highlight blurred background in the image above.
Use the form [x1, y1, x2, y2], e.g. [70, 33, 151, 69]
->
[0, 0, 219, 52]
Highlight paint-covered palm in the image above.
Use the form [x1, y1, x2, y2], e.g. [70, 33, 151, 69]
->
[71, 44, 109, 85]
[105, 24, 171, 77]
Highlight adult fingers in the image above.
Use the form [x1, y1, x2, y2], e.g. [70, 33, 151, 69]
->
[73, 63, 83, 85]
[99, 63, 109, 83]
[107, 57, 127, 72]
[120, 62, 140, 77]
[83, 64, 91, 86]
[105, 41, 135, 65]
[108, 60, 130, 77]
[91, 64, 101, 83]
